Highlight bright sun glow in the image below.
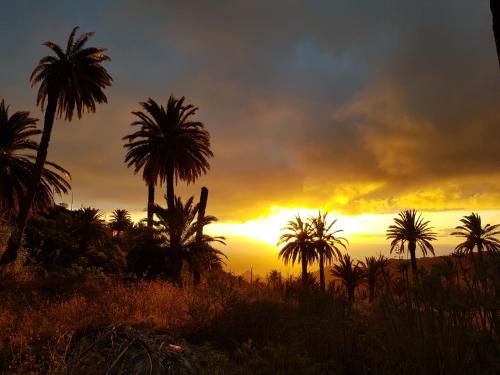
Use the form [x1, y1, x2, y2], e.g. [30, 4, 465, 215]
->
[125, 206, 500, 256]
[207, 207, 319, 247]
[206, 206, 394, 248]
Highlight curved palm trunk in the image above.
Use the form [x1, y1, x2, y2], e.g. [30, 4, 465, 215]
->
[147, 184, 155, 228]
[1, 95, 57, 265]
[408, 240, 417, 276]
[319, 252, 325, 290]
[491, 0, 500, 69]
[301, 257, 308, 285]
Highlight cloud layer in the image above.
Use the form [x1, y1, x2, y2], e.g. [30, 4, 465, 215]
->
[1, 0, 500, 220]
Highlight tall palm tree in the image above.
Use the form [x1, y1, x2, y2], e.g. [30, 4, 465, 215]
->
[72, 207, 106, 253]
[0, 100, 70, 220]
[109, 209, 133, 239]
[309, 212, 348, 290]
[386, 210, 436, 275]
[278, 215, 316, 285]
[123, 96, 213, 217]
[331, 254, 365, 302]
[451, 213, 500, 258]
[362, 254, 388, 302]
[2, 27, 111, 265]
[153, 196, 225, 284]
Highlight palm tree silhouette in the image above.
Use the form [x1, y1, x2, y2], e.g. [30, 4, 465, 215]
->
[331, 254, 365, 302]
[362, 254, 388, 302]
[123, 96, 213, 222]
[309, 211, 348, 290]
[267, 269, 283, 289]
[109, 209, 133, 239]
[2, 27, 111, 265]
[72, 207, 106, 253]
[278, 215, 316, 285]
[0, 100, 70, 219]
[451, 213, 500, 259]
[153, 196, 225, 284]
[386, 210, 436, 275]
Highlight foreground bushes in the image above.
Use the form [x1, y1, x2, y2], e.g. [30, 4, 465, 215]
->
[1, 265, 500, 374]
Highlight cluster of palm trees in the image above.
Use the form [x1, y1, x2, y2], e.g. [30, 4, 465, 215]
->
[0, 27, 225, 285]
[278, 212, 347, 290]
[278, 209, 500, 301]
[122, 95, 216, 283]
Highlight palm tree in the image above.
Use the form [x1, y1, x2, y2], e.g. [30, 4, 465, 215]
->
[123, 96, 213, 217]
[278, 215, 316, 285]
[451, 213, 500, 259]
[331, 254, 365, 302]
[362, 254, 389, 302]
[109, 209, 133, 239]
[267, 269, 283, 289]
[0, 100, 70, 221]
[2, 27, 111, 265]
[72, 207, 106, 253]
[309, 212, 348, 290]
[153, 196, 225, 284]
[386, 210, 437, 275]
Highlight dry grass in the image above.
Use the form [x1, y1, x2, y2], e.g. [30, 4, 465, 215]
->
[0, 269, 244, 374]
[1, 258, 499, 374]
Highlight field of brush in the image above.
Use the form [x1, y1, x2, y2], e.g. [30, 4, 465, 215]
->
[1, 256, 500, 375]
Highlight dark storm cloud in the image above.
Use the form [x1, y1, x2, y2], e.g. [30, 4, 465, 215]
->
[1, 0, 499, 219]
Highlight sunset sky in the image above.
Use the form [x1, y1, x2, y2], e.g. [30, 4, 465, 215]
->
[2, 1, 500, 275]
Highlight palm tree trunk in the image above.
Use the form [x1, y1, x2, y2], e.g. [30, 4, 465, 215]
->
[166, 165, 175, 210]
[409, 240, 417, 275]
[301, 258, 308, 285]
[164, 164, 181, 284]
[193, 187, 208, 286]
[491, 0, 500, 69]
[477, 243, 483, 260]
[369, 278, 375, 302]
[1, 94, 57, 265]
[319, 252, 325, 290]
[348, 285, 355, 302]
[196, 187, 208, 241]
[147, 184, 155, 228]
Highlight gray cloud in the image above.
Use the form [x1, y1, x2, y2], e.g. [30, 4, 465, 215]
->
[1, 0, 499, 220]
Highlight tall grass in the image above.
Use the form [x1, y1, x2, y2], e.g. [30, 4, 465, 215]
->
[1, 256, 500, 374]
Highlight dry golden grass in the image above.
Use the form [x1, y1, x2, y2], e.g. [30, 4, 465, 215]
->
[0, 269, 246, 374]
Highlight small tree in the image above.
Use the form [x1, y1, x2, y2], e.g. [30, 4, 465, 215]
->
[386, 210, 436, 276]
[451, 213, 500, 259]
[362, 254, 389, 302]
[331, 254, 365, 302]
[278, 215, 316, 286]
